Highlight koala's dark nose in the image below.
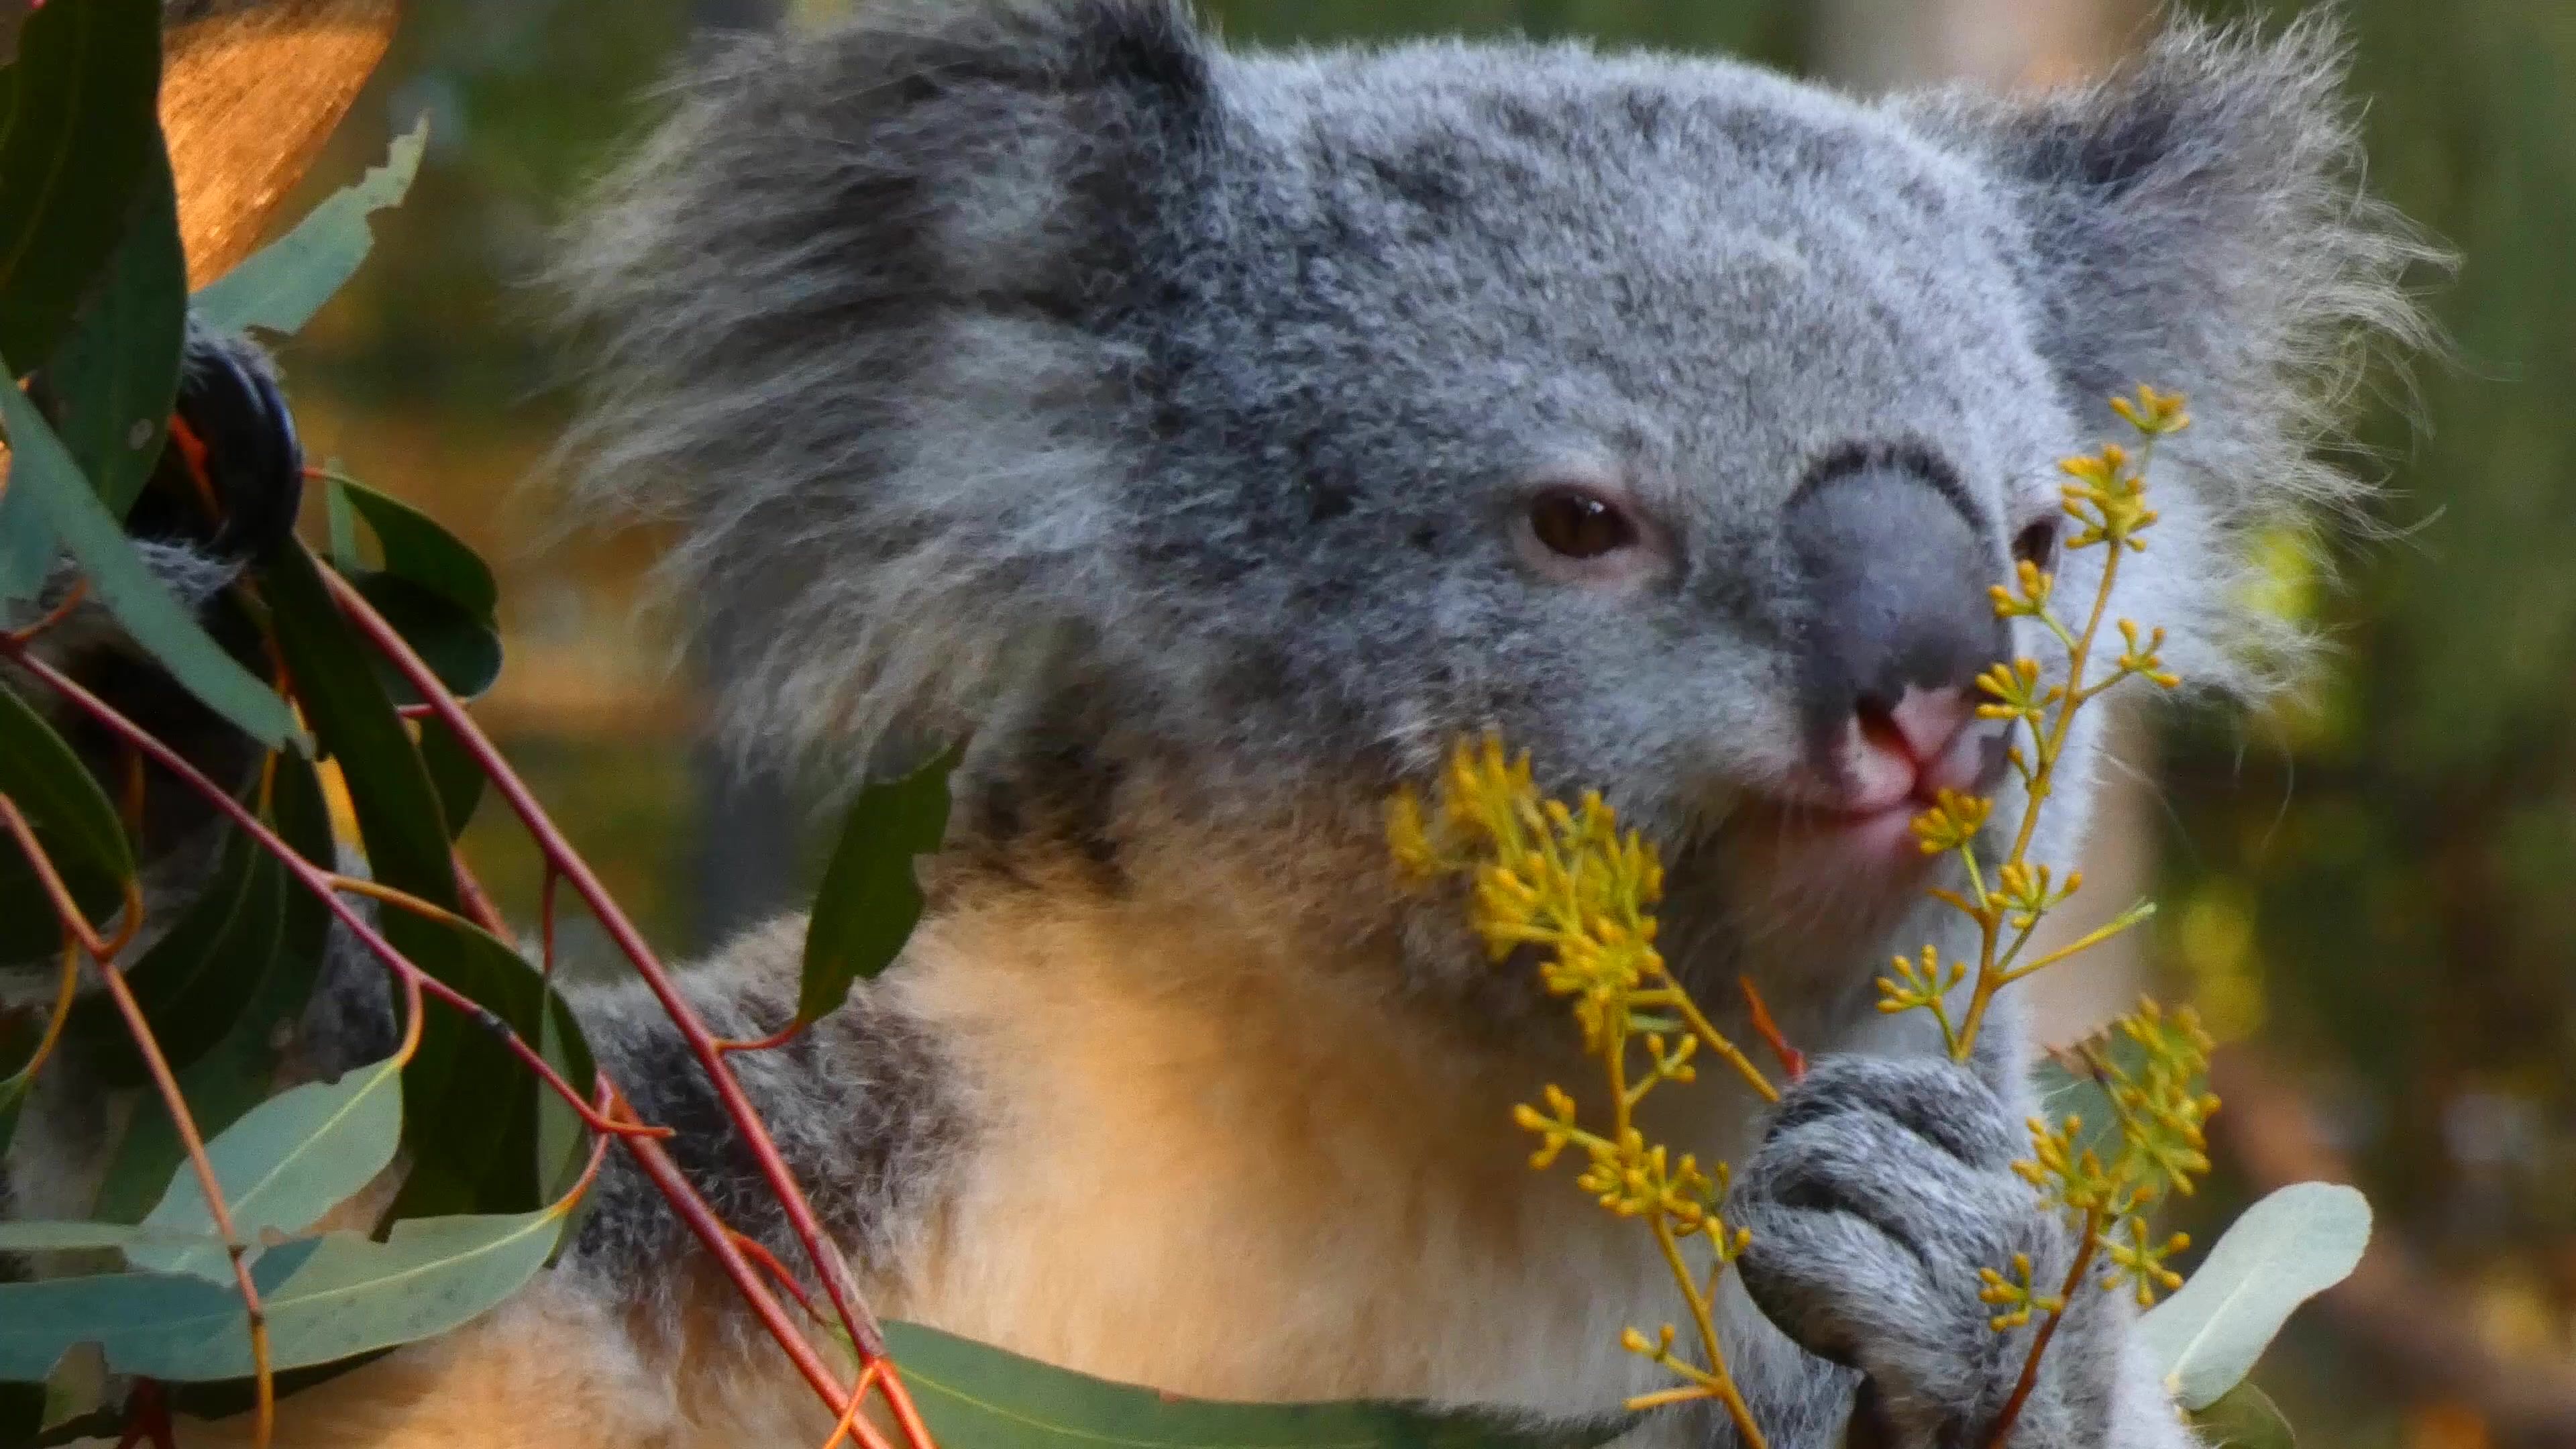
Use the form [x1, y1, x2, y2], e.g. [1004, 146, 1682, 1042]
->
[1786, 462, 2008, 755]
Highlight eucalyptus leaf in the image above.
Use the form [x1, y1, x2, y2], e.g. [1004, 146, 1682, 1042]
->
[67, 822, 263, 1088]
[2137, 1181, 2371, 1411]
[352, 572, 502, 704]
[332, 476, 496, 622]
[193, 119, 428, 338]
[129, 1055, 404, 1283]
[0, 367, 300, 748]
[0, 676, 131, 961]
[0, 0, 161, 374]
[379, 915, 554, 1220]
[0, 1208, 568, 1383]
[0, 1222, 217, 1255]
[262, 547, 547, 1216]
[2190, 1382, 2296, 1449]
[0, 1238, 317, 1384]
[42, 139, 185, 521]
[883, 1321, 1629, 1449]
[261, 544, 455, 890]
[0, 135, 182, 605]
[0, 679, 133, 886]
[800, 745, 961, 1025]
[419, 716, 488, 841]
[91, 756, 345, 1226]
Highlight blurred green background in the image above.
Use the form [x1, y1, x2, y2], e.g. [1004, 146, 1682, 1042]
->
[266, 0, 2576, 1444]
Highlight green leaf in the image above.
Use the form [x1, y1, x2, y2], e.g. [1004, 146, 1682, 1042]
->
[2137, 1181, 2372, 1411]
[800, 745, 961, 1025]
[43, 138, 184, 521]
[260, 544, 455, 895]
[378, 915, 553, 1221]
[91, 757, 345, 1225]
[0, 1208, 566, 1383]
[419, 716, 487, 841]
[262, 545, 547, 1216]
[192, 119, 427, 338]
[128, 1055, 404, 1283]
[0, 1237, 316, 1384]
[537, 983, 595, 1197]
[881, 1322, 1629, 1449]
[88, 1029, 274, 1226]
[0, 368, 301, 748]
[0, 677, 133, 886]
[0, 676, 131, 962]
[0, 1222, 217, 1255]
[351, 572, 502, 704]
[67, 822, 270, 1088]
[331, 476, 496, 623]
[319, 476, 503, 704]
[184, 1208, 568, 1379]
[0, 134, 184, 605]
[2189, 1383, 2297, 1449]
[324, 473, 362, 573]
[0, 0, 161, 374]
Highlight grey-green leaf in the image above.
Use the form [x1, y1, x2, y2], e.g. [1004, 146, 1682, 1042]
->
[192, 119, 427, 337]
[0, 1221, 217, 1254]
[2137, 1181, 2371, 1411]
[2190, 1383, 2298, 1449]
[129, 1056, 404, 1282]
[0, 1238, 317, 1384]
[882, 1321, 1630, 1449]
[800, 745, 961, 1025]
[0, 364, 301, 748]
[0, 1205, 568, 1383]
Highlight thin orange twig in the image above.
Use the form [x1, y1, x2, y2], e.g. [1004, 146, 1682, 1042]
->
[1737, 975, 1806, 1083]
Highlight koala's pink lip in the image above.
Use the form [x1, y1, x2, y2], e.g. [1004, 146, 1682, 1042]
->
[1801, 801, 1941, 866]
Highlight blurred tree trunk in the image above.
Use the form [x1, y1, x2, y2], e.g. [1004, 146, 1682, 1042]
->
[1812, 0, 2154, 1048]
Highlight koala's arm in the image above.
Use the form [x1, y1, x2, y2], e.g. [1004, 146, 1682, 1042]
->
[1727, 1055, 2199, 1449]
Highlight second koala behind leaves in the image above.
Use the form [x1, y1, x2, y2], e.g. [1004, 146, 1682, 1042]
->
[83, 3, 2432, 1448]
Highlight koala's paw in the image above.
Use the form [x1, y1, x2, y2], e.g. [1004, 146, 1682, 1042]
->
[1729, 1056, 2127, 1449]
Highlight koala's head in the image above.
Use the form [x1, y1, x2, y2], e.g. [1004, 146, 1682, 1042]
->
[564, 1, 2430, 992]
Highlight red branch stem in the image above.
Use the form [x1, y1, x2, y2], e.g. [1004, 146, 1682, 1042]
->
[0, 645, 658, 1144]
[313, 555, 895, 1363]
[0, 794, 278, 1448]
[612, 1088, 898, 1449]
[1986, 1214, 2102, 1448]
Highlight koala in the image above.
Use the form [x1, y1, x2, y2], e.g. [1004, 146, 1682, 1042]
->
[5, 3, 2432, 1448]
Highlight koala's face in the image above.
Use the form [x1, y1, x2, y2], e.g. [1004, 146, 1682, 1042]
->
[568, 3, 2424, 989]
[1124, 50, 2086, 955]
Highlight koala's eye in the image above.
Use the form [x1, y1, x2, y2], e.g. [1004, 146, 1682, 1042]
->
[1527, 487, 1638, 560]
[2011, 519, 2059, 572]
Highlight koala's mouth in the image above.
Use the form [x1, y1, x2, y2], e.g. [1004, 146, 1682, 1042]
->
[1744, 689, 2010, 876]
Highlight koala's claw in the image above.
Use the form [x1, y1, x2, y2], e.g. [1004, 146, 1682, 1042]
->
[1731, 1057, 2121, 1448]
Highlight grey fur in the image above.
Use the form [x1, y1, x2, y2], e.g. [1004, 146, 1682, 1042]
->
[560, 924, 976, 1322]
[1730, 1058, 2165, 1448]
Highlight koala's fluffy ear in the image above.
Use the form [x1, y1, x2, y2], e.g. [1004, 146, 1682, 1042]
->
[1902, 15, 2442, 688]
[557, 0, 1212, 763]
